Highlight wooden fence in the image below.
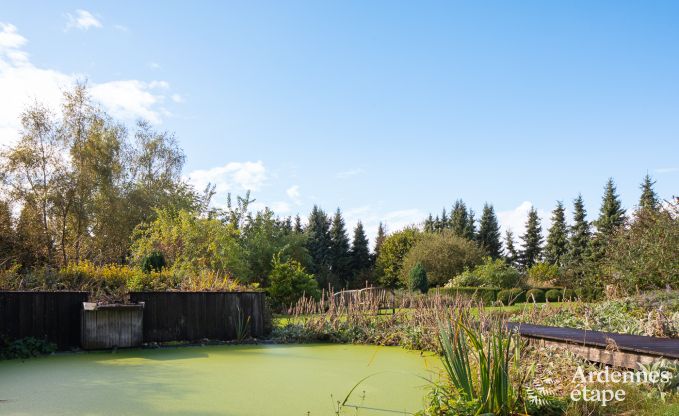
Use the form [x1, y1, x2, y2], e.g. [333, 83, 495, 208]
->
[0, 291, 88, 349]
[129, 292, 265, 342]
[81, 303, 144, 349]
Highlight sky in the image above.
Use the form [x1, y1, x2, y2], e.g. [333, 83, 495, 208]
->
[1, 1, 678, 245]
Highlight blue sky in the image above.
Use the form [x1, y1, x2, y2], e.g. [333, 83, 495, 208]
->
[1, 1, 678, 243]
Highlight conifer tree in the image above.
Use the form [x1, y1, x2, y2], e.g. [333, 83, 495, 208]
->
[638, 174, 659, 212]
[305, 205, 332, 280]
[374, 222, 386, 260]
[330, 208, 351, 286]
[519, 207, 543, 269]
[504, 229, 518, 267]
[594, 178, 626, 237]
[545, 201, 568, 266]
[450, 199, 469, 238]
[293, 214, 303, 234]
[568, 194, 591, 266]
[349, 221, 371, 284]
[465, 209, 476, 240]
[423, 214, 435, 233]
[477, 203, 502, 259]
[439, 208, 448, 232]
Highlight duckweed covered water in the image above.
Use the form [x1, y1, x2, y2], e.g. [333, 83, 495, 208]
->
[0, 344, 440, 415]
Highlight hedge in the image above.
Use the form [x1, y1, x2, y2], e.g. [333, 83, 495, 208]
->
[497, 288, 526, 306]
[436, 287, 500, 305]
[526, 288, 545, 303]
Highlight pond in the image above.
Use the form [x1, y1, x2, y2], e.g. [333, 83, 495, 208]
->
[0, 344, 440, 415]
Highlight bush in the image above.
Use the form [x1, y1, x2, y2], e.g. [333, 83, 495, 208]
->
[267, 255, 320, 311]
[575, 286, 604, 302]
[0, 336, 56, 360]
[141, 251, 166, 273]
[408, 262, 428, 294]
[437, 287, 500, 305]
[375, 228, 421, 289]
[400, 231, 485, 287]
[545, 289, 562, 302]
[497, 288, 525, 305]
[454, 257, 522, 289]
[451, 270, 483, 287]
[526, 288, 545, 303]
[562, 288, 577, 301]
[525, 262, 560, 284]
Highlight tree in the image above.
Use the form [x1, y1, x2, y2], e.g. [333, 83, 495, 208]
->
[407, 262, 428, 294]
[400, 230, 485, 287]
[568, 194, 590, 266]
[0, 200, 15, 267]
[450, 200, 469, 238]
[638, 174, 659, 212]
[305, 205, 333, 286]
[476, 203, 502, 259]
[375, 227, 420, 289]
[594, 178, 626, 237]
[545, 201, 568, 266]
[423, 214, 435, 233]
[267, 255, 320, 311]
[504, 229, 518, 267]
[329, 208, 351, 287]
[465, 209, 476, 240]
[374, 222, 387, 259]
[293, 214, 303, 233]
[349, 221, 372, 286]
[519, 207, 543, 269]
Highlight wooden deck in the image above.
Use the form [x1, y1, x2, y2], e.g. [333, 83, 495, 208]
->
[507, 323, 679, 368]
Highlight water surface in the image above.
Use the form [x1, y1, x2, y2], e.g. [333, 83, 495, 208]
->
[0, 343, 439, 415]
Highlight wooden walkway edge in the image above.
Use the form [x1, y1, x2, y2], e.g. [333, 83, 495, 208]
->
[507, 323, 679, 368]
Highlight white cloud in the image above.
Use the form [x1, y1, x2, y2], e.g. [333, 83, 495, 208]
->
[343, 205, 424, 249]
[497, 201, 549, 244]
[148, 62, 161, 70]
[655, 167, 679, 174]
[336, 168, 364, 179]
[65, 10, 102, 31]
[0, 23, 177, 147]
[186, 161, 267, 203]
[286, 185, 301, 205]
[171, 93, 184, 103]
[113, 25, 129, 32]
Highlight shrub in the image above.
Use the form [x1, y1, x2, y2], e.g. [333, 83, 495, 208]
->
[437, 287, 500, 305]
[525, 262, 560, 284]
[545, 289, 562, 302]
[375, 227, 421, 289]
[267, 255, 320, 311]
[526, 288, 545, 303]
[497, 288, 525, 305]
[562, 288, 577, 301]
[575, 286, 604, 302]
[141, 251, 166, 273]
[0, 336, 56, 360]
[471, 257, 522, 289]
[400, 231, 485, 287]
[408, 262, 429, 294]
[451, 270, 483, 287]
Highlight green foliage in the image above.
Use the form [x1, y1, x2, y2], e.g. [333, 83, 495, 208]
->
[602, 203, 679, 293]
[267, 255, 320, 310]
[567, 194, 591, 269]
[131, 209, 249, 280]
[452, 257, 521, 289]
[525, 262, 560, 284]
[594, 178, 626, 237]
[497, 288, 525, 305]
[400, 231, 485, 288]
[519, 207, 543, 269]
[375, 227, 421, 288]
[141, 251, 166, 273]
[638, 174, 660, 212]
[574, 286, 604, 301]
[349, 221, 372, 286]
[526, 288, 545, 303]
[476, 203, 502, 259]
[449, 200, 475, 240]
[305, 205, 333, 286]
[562, 288, 577, 300]
[503, 229, 518, 267]
[437, 287, 500, 305]
[408, 262, 429, 293]
[545, 289, 563, 302]
[545, 201, 569, 266]
[0, 336, 56, 360]
[329, 208, 351, 287]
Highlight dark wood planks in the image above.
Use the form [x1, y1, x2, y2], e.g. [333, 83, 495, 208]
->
[129, 292, 265, 342]
[80, 304, 144, 349]
[0, 291, 88, 349]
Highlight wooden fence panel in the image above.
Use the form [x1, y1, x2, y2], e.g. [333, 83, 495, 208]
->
[0, 291, 88, 349]
[129, 292, 265, 342]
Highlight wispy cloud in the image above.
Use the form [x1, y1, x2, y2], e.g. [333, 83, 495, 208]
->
[336, 168, 364, 179]
[113, 24, 129, 32]
[148, 62, 161, 70]
[0, 23, 179, 147]
[343, 205, 424, 248]
[65, 10, 102, 31]
[186, 161, 267, 205]
[655, 167, 679, 174]
[497, 201, 549, 243]
[286, 185, 301, 205]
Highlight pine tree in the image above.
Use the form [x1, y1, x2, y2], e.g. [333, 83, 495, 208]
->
[477, 203, 502, 259]
[374, 222, 386, 260]
[504, 229, 518, 266]
[450, 200, 469, 238]
[568, 194, 591, 266]
[330, 208, 351, 286]
[439, 208, 448, 232]
[465, 209, 476, 240]
[305, 205, 332, 280]
[594, 178, 626, 237]
[545, 201, 568, 266]
[349, 221, 371, 284]
[423, 214, 435, 233]
[293, 214, 303, 233]
[638, 174, 659, 212]
[519, 207, 543, 269]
